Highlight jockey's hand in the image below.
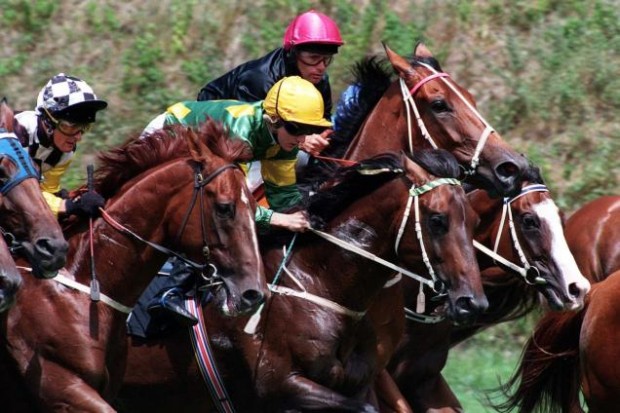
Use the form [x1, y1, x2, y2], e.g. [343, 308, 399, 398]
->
[270, 211, 310, 232]
[65, 191, 105, 218]
[299, 129, 332, 156]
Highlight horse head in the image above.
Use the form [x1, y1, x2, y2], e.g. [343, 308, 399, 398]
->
[471, 165, 590, 311]
[344, 43, 528, 198]
[0, 101, 67, 280]
[397, 150, 488, 325]
[92, 121, 267, 316]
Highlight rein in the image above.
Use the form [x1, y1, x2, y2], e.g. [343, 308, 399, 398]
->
[259, 177, 461, 325]
[56, 162, 238, 313]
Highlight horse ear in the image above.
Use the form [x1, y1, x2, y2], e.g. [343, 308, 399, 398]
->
[413, 42, 434, 59]
[383, 42, 414, 77]
[185, 128, 212, 162]
[0, 98, 14, 132]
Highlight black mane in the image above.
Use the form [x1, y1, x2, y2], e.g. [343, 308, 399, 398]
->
[327, 56, 394, 157]
[409, 149, 461, 180]
[307, 153, 404, 228]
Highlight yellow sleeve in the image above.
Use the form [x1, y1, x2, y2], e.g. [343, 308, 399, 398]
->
[40, 161, 72, 217]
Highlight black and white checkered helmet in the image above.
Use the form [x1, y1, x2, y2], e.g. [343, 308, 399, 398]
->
[36, 73, 107, 123]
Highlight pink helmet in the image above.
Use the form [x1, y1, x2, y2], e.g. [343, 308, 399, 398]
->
[282, 10, 344, 51]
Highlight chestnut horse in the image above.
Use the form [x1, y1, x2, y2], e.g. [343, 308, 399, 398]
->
[0, 100, 68, 306]
[497, 269, 620, 413]
[387, 168, 591, 412]
[564, 195, 620, 283]
[320, 43, 529, 198]
[116, 149, 487, 412]
[0, 122, 268, 412]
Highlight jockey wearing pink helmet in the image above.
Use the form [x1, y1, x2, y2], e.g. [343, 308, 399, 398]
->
[197, 10, 343, 120]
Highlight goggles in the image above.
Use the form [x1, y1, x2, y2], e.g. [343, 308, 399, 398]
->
[283, 121, 325, 137]
[297, 51, 334, 67]
[43, 108, 92, 137]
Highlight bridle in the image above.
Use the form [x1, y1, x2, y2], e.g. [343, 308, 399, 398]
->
[399, 62, 496, 176]
[263, 172, 462, 323]
[51, 161, 241, 312]
[0, 132, 43, 253]
[474, 183, 550, 286]
[0, 133, 40, 195]
[102, 162, 239, 281]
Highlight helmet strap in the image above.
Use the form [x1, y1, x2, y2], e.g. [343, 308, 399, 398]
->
[39, 112, 55, 135]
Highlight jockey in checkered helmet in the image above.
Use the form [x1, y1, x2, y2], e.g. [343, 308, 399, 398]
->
[36, 73, 107, 126]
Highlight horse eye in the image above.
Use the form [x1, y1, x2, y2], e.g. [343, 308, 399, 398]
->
[521, 213, 539, 230]
[427, 213, 448, 235]
[215, 202, 235, 219]
[430, 99, 450, 113]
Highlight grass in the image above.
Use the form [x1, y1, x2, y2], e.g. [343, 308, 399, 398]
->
[442, 320, 535, 412]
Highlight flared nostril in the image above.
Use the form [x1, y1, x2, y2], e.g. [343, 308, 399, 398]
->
[241, 289, 265, 312]
[495, 161, 520, 179]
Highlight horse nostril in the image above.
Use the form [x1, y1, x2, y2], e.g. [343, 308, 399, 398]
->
[34, 238, 68, 262]
[241, 289, 265, 310]
[569, 281, 589, 300]
[495, 161, 519, 179]
[454, 295, 488, 317]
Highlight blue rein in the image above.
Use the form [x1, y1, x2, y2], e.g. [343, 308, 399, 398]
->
[0, 131, 40, 195]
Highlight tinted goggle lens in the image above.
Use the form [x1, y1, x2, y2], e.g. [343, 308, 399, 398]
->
[297, 52, 333, 67]
[283, 122, 323, 136]
[56, 120, 92, 136]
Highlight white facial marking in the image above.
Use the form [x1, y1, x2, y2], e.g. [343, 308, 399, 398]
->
[533, 199, 590, 294]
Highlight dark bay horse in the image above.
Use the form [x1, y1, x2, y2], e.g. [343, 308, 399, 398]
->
[297, 43, 529, 411]
[564, 195, 620, 283]
[116, 149, 487, 412]
[0, 122, 268, 412]
[497, 269, 620, 413]
[387, 170, 591, 412]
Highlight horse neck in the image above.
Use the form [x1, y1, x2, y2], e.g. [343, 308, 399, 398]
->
[66, 162, 194, 306]
[344, 84, 427, 161]
[284, 182, 405, 313]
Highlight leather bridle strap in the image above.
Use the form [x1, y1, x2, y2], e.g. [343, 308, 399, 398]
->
[99, 208, 206, 271]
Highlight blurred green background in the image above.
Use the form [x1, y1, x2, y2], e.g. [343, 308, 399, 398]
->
[1, 1, 618, 411]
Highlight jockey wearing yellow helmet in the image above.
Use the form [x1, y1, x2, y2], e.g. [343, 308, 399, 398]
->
[145, 75, 331, 232]
[135, 76, 331, 327]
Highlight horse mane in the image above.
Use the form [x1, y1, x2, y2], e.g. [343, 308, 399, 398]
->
[327, 56, 394, 156]
[307, 152, 404, 228]
[408, 148, 461, 179]
[94, 120, 252, 198]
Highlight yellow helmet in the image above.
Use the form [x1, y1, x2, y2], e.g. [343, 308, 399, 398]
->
[263, 76, 332, 128]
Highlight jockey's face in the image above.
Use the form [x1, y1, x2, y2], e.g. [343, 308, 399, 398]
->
[296, 52, 333, 85]
[275, 125, 305, 152]
[52, 125, 84, 152]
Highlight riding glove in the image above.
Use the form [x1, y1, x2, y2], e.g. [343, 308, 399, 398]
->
[65, 191, 105, 218]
